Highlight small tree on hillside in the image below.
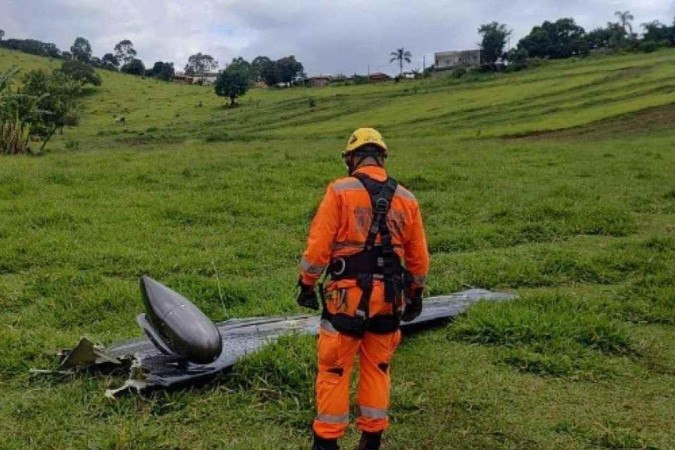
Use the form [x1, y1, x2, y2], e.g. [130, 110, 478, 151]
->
[228, 57, 252, 79]
[251, 56, 272, 82]
[20, 69, 82, 151]
[518, 18, 588, 59]
[101, 53, 119, 71]
[60, 59, 102, 86]
[70, 37, 92, 63]
[276, 56, 304, 85]
[0, 30, 5, 41]
[478, 22, 511, 69]
[259, 58, 281, 86]
[121, 58, 145, 76]
[214, 66, 249, 107]
[641, 20, 675, 46]
[149, 61, 175, 81]
[389, 48, 412, 76]
[114, 40, 137, 66]
[185, 53, 218, 76]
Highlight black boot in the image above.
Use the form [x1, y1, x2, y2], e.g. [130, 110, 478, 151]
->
[355, 431, 382, 450]
[313, 433, 339, 450]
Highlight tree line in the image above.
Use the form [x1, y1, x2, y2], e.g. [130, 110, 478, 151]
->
[213, 55, 305, 106]
[477, 11, 675, 72]
[0, 32, 306, 89]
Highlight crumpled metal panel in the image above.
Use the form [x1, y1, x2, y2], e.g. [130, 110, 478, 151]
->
[103, 289, 515, 393]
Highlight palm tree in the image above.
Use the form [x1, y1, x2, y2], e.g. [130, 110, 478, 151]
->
[615, 10, 634, 35]
[389, 48, 412, 76]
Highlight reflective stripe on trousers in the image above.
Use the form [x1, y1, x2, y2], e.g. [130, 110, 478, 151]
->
[359, 405, 388, 420]
[315, 412, 349, 424]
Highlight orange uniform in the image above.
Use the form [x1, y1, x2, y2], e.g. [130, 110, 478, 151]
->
[300, 165, 429, 440]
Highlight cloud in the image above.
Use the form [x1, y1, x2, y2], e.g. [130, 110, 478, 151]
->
[1, 0, 673, 74]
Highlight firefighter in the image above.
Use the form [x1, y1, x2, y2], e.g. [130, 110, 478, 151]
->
[297, 128, 429, 450]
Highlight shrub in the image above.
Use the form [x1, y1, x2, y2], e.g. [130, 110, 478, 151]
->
[639, 41, 661, 53]
[450, 67, 467, 78]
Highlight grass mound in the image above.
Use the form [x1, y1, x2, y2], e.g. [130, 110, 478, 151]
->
[448, 293, 638, 378]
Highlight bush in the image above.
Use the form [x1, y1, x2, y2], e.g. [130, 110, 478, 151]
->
[59, 59, 101, 86]
[639, 41, 661, 53]
[450, 67, 467, 78]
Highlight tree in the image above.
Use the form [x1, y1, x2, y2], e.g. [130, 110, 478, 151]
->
[615, 11, 635, 36]
[121, 58, 145, 76]
[478, 22, 511, 69]
[149, 61, 175, 81]
[0, 30, 4, 41]
[0, 39, 61, 58]
[227, 57, 252, 79]
[389, 48, 412, 76]
[259, 60, 280, 86]
[184, 53, 218, 76]
[505, 47, 529, 70]
[214, 66, 249, 106]
[641, 20, 675, 46]
[70, 37, 92, 63]
[101, 53, 119, 71]
[114, 40, 137, 66]
[251, 56, 272, 81]
[20, 69, 82, 151]
[518, 18, 588, 59]
[59, 59, 102, 86]
[276, 55, 304, 85]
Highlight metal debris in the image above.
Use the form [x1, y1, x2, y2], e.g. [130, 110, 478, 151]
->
[44, 286, 515, 397]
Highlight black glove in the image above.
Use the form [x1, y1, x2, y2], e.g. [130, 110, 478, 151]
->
[401, 287, 423, 322]
[297, 277, 319, 311]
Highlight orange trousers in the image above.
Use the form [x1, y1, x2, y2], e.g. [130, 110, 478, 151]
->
[313, 319, 401, 439]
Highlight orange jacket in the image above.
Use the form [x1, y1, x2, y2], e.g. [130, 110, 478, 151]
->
[300, 165, 429, 288]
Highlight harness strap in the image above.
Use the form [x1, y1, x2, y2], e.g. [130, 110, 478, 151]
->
[352, 173, 398, 311]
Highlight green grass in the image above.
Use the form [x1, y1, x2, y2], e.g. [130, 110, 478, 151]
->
[0, 47, 674, 449]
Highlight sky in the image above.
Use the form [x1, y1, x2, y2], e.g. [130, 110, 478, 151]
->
[1, 0, 673, 75]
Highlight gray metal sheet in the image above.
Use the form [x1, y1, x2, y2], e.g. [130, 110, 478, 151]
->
[103, 289, 515, 392]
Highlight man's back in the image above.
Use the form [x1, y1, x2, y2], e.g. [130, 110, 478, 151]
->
[301, 165, 428, 288]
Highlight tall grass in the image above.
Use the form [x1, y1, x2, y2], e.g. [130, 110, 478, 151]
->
[0, 67, 33, 155]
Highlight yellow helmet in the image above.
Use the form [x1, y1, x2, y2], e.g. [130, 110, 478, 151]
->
[343, 128, 388, 156]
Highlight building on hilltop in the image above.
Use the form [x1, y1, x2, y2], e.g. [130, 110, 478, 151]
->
[305, 75, 332, 87]
[174, 72, 194, 84]
[368, 72, 391, 82]
[173, 71, 220, 85]
[434, 50, 481, 71]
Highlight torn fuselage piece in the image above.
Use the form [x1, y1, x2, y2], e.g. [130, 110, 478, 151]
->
[137, 275, 223, 365]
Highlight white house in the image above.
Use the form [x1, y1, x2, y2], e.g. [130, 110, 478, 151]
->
[434, 50, 481, 70]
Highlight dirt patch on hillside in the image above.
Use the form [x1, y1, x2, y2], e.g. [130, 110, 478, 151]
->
[505, 103, 675, 141]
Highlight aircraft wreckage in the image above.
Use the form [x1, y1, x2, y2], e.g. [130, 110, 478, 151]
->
[41, 276, 515, 397]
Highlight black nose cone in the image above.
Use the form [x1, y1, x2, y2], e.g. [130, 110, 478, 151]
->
[140, 276, 223, 364]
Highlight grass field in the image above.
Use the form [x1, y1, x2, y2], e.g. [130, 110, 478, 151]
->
[0, 48, 674, 449]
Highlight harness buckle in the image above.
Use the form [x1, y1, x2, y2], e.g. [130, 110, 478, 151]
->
[332, 258, 347, 276]
[375, 197, 389, 214]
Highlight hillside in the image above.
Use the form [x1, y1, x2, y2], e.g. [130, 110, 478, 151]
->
[0, 48, 674, 449]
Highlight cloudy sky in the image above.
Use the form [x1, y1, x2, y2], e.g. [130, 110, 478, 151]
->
[1, 0, 673, 75]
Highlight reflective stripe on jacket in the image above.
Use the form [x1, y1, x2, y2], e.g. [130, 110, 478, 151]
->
[300, 165, 429, 288]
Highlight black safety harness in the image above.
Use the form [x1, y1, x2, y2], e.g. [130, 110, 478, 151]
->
[320, 173, 410, 338]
